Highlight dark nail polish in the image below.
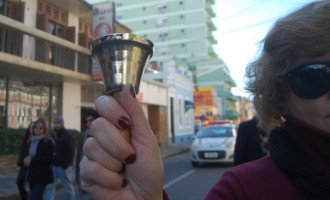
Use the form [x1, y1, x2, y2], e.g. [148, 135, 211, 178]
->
[130, 85, 136, 98]
[118, 116, 131, 130]
[122, 179, 127, 188]
[124, 154, 136, 164]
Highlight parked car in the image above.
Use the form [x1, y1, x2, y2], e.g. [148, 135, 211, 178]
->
[190, 121, 237, 167]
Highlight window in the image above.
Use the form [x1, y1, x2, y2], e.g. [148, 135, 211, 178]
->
[157, 3, 167, 13]
[48, 21, 64, 64]
[157, 17, 168, 26]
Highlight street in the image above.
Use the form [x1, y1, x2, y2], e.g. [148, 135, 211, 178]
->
[55, 152, 231, 200]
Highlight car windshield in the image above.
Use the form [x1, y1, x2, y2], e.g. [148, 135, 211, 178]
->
[198, 126, 233, 138]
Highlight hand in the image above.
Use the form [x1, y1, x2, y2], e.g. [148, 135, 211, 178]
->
[23, 156, 31, 167]
[80, 84, 164, 200]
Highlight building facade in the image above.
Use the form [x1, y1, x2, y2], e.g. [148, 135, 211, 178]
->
[0, 0, 169, 145]
[85, 0, 225, 144]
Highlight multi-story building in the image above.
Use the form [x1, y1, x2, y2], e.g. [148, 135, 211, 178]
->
[193, 86, 220, 120]
[84, 0, 238, 144]
[195, 59, 238, 120]
[0, 0, 169, 146]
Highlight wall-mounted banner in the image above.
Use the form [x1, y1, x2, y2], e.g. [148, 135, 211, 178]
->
[184, 100, 195, 113]
[92, 1, 115, 81]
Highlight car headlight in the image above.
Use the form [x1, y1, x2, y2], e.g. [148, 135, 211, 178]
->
[225, 140, 235, 148]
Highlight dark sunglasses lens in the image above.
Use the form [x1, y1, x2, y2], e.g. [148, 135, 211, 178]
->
[287, 64, 330, 99]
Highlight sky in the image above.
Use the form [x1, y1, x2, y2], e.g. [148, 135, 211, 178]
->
[213, 0, 314, 98]
[86, 0, 314, 97]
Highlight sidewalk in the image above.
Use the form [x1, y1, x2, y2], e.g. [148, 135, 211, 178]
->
[0, 142, 191, 200]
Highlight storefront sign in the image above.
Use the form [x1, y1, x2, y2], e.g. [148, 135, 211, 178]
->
[92, 2, 115, 81]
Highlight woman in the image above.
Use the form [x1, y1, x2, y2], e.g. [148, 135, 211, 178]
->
[23, 118, 54, 200]
[79, 1, 330, 200]
[16, 121, 34, 200]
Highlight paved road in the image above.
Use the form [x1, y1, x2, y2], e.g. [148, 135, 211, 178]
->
[55, 152, 232, 200]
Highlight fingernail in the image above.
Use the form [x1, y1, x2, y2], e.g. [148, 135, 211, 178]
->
[118, 116, 131, 130]
[124, 154, 136, 164]
[130, 85, 136, 98]
[122, 179, 127, 188]
[119, 165, 125, 174]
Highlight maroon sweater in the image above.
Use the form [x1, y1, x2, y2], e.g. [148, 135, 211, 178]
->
[204, 116, 330, 200]
[204, 156, 305, 200]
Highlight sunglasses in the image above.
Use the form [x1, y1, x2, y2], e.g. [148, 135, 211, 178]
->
[285, 61, 330, 99]
[33, 125, 44, 129]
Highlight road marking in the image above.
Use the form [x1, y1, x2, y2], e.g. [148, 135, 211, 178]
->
[164, 170, 196, 189]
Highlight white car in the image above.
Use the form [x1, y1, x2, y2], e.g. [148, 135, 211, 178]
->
[190, 122, 237, 167]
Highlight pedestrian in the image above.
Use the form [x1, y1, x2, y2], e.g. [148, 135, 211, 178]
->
[23, 118, 54, 200]
[75, 109, 99, 198]
[233, 116, 267, 166]
[16, 121, 34, 200]
[79, 1, 330, 200]
[45, 115, 76, 200]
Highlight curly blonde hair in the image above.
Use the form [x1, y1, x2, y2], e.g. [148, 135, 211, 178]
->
[245, 0, 330, 132]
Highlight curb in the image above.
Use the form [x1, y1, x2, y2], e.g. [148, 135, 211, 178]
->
[161, 149, 190, 159]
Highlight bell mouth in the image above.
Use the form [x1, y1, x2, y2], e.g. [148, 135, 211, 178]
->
[90, 33, 154, 95]
[90, 33, 154, 58]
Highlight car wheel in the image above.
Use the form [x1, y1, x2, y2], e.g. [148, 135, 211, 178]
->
[191, 161, 199, 167]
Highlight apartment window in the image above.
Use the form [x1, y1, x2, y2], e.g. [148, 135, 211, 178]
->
[49, 21, 64, 64]
[0, 0, 9, 15]
[159, 32, 168, 39]
[158, 3, 167, 13]
[157, 17, 168, 26]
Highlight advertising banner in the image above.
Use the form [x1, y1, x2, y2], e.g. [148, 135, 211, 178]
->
[92, 2, 115, 81]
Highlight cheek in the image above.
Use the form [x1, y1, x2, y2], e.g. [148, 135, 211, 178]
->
[288, 102, 314, 119]
[287, 94, 326, 124]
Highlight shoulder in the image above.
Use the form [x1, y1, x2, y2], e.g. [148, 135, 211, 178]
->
[206, 156, 304, 200]
[238, 118, 257, 130]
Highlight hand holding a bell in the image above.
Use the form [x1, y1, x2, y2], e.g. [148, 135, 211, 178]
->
[80, 84, 164, 200]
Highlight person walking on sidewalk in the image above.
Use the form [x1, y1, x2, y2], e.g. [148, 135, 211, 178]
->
[75, 109, 99, 198]
[234, 116, 267, 166]
[16, 121, 34, 200]
[23, 118, 54, 200]
[45, 116, 75, 200]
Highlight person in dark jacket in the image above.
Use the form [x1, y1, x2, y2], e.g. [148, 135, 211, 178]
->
[234, 116, 267, 166]
[45, 115, 75, 200]
[79, 1, 330, 200]
[75, 109, 99, 198]
[23, 118, 54, 200]
[16, 121, 34, 200]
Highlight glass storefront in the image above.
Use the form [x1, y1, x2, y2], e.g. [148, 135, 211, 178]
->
[0, 75, 60, 129]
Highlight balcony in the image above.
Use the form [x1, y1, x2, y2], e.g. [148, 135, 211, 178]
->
[0, 15, 91, 81]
